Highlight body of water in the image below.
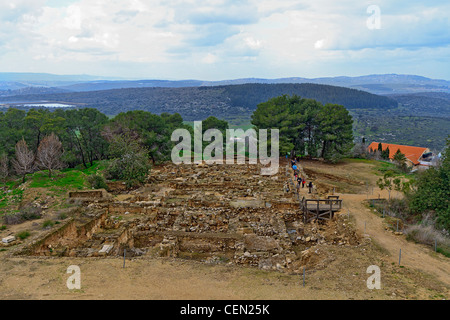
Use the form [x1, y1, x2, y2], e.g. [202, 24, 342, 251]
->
[18, 103, 75, 108]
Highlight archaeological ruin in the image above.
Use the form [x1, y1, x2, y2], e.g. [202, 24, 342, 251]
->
[13, 160, 360, 274]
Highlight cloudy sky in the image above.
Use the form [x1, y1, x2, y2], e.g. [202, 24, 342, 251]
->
[0, 0, 449, 80]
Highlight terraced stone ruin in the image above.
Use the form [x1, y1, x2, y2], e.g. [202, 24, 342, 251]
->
[15, 161, 360, 273]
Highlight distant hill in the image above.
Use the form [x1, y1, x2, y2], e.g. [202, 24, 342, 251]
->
[52, 74, 450, 95]
[203, 74, 450, 95]
[0, 82, 30, 91]
[0, 86, 70, 97]
[57, 79, 205, 92]
[0, 72, 120, 91]
[386, 92, 450, 118]
[212, 83, 397, 110]
[0, 72, 117, 83]
[1, 72, 449, 95]
[0, 83, 398, 121]
[352, 90, 450, 151]
[392, 91, 450, 101]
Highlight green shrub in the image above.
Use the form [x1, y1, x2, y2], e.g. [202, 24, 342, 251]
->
[436, 247, 450, 258]
[16, 231, 30, 240]
[106, 153, 151, 188]
[408, 137, 450, 230]
[87, 174, 109, 190]
[105, 133, 151, 188]
[61, 150, 79, 169]
[42, 220, 54, 229]
[386, 198, 412, 220]
[0, 225, 6, 230]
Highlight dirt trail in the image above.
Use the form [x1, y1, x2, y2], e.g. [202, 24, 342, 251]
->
[290, 159, 449, 291]
[340, 191, 450, 288]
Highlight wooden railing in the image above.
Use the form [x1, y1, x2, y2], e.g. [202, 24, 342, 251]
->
[300, 196, 342, 223]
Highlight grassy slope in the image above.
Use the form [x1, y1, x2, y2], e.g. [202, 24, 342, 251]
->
[0, 161, 107, 217]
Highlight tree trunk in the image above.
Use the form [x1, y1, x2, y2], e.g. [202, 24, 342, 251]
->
[70, 128, 88, 169]
[321, 141, 327, 158]
[36, 130, 41, 151]
[89, 153, 94, 167]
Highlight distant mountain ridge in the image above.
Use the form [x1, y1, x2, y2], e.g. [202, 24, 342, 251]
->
[0, 73, 449, 95]
[203, 74, 450, 95]
[0, 72, 121, 93]
[0, 72, 118, 82]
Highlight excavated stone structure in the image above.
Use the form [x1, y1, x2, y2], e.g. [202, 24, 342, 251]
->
[18, 161, 359, 273]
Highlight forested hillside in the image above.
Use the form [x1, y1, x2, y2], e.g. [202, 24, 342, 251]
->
[352, 110, 450, 151]
[0, 83, 398, 121]
[351, 91, 450, 151]
[386, 92, 450, 118]
[219, 83, 397, 110]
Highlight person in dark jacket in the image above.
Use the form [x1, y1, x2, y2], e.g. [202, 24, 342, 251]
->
[308, 181, 313, 193]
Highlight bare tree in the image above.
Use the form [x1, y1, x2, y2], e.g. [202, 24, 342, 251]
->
[0, 153, 9, 181]
[12, 139, 36, 183]
[36, 133, 63, 178]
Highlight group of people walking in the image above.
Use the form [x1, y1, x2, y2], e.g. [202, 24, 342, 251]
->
[290, 158, 313, 193]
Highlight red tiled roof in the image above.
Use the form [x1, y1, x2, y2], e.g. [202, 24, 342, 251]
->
[367, 142, 429, 165]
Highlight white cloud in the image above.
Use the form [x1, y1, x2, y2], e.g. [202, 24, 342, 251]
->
[0, 0, 449, 79]
[314, 39, 325, 49]
[202, 53, 218, 64]
[64, 5, 82, 30]
[244, 37, 262, 49]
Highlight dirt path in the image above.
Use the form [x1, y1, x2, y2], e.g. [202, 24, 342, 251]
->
[339, 190, 450, 288]
[290, 159, 449, 292]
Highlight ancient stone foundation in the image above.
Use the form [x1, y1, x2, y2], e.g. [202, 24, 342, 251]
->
[17, 161, 359, 273]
